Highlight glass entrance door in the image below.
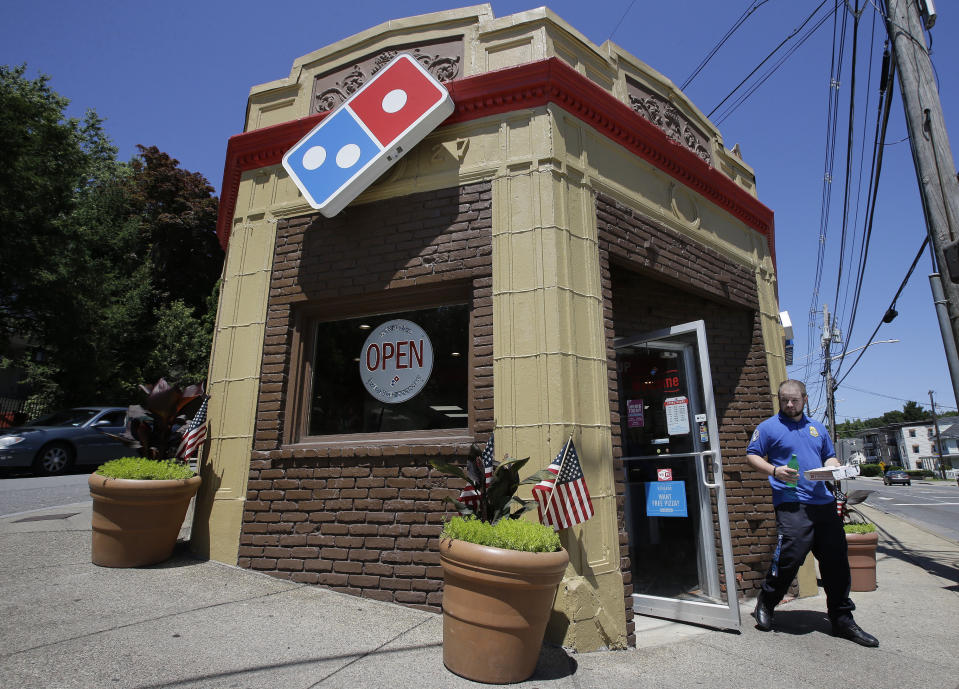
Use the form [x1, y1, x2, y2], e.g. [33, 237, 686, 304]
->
[616, 320, 740, 630]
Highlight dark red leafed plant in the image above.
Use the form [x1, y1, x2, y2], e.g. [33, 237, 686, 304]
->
[119, 378, 205, 460]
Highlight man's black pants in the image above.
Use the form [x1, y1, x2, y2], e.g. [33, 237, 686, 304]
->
[760, 501, 855, 624]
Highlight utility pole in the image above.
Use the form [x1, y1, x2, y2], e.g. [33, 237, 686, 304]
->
[884, 0, 959, 406]
[822, 305, 838, 443]
[928, 390, 945, 477]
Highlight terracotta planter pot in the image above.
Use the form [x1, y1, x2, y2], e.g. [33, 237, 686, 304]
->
[846, 530, 878, 592]
[439, 538, 569, 684]
[88, 473, 201, 568]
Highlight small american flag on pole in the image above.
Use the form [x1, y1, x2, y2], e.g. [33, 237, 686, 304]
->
[532, 437, 594, 531]
[458, 433, 494, 508]
[176, 396, 209, 461]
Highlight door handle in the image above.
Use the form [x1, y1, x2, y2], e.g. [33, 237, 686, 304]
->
[699, 451, 719, 489]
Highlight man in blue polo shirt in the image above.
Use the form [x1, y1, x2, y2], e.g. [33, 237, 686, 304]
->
[746, 379, 878, 647]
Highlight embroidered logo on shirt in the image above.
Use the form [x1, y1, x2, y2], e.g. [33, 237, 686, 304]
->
[751, 429, 759, 442]
[809, 426, 819, 437]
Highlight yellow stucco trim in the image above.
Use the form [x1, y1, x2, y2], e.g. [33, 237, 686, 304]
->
[491, 150, 627, 649]
[191, 173, 278, 563]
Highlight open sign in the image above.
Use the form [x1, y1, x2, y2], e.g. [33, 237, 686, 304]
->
[359, 319, 433, 403]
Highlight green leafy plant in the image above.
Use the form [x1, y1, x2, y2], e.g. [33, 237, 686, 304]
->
[843, 522, 877, 534]
[430, 443, 563, 552]
[430, 444, 554, 524]
[96, 456, 195, 480]
[442, 516, 561, 553]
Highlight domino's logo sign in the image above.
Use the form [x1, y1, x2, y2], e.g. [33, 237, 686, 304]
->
[282, 54, 455, 218]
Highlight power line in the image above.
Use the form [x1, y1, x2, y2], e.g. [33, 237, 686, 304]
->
[835, 235, 929, 387]
[830, 0, 864, 326]
[804, 1, 848, 387]
[713, 8, 840, 125]
[833, 31, 896, 379]
[841, 384, 959, 411]
[837, 10, 879, 330]
[707, 0, 835, 120]
[607, 0, 638, 42]
[681, 0, 774, 90]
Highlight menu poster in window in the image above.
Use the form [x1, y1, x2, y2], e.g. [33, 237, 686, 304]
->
[664, 396, 690, 435]
[627, 399, 645, 428]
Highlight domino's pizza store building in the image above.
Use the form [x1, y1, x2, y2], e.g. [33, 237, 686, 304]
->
[192, 5, 792, 651]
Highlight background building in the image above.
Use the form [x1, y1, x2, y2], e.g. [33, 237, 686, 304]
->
[855, 416, 958, 470]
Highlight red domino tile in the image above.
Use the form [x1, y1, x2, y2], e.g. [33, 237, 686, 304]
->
[348, 56, 445, 147]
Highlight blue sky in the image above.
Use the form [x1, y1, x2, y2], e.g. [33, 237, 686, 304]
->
[5, 1, 958, 421]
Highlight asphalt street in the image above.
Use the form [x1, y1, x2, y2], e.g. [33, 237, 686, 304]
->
[0, 472, 92, 517]
[853, 476, 959, 543]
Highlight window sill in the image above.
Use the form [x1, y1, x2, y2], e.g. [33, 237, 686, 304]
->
[254, 429, 477, 461]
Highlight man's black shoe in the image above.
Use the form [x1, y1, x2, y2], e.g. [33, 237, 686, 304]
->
[753, 595, 774, 632]
[832, 621, 879, 647]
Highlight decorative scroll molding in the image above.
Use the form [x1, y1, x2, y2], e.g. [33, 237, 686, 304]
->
[310, 38, 464, 114]
[218, 59, 775, 270]
[626, 77, 711, 165]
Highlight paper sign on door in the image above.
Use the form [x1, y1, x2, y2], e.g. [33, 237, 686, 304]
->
[664, 396, 690, 435]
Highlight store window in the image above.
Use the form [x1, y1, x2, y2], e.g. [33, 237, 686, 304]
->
[307, 303, 469, 436]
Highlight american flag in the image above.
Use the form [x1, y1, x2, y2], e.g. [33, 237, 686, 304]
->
[532, 438, 594, 531]
[176, 396, 209, 461]
[458, 433, 494, 508]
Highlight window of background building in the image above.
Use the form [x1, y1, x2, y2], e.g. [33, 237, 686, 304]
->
[909, 429, 916, 437]
[912, 444, 920, 453]
[308, 304, 469, 436]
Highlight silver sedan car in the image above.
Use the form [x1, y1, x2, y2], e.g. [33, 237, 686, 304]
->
[0, 407, 130, 475]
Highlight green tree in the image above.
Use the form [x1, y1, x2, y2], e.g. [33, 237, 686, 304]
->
[901, 400, 928, 421]
[0, 65, 105, 351]
[130, 145, 221, 314]
[837, 401, 932, 437]
[144, 288, 219, 385]
[1, 65, 222, 407]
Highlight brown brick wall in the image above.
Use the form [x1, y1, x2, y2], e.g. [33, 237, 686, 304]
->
[239, 183, 493, 611]
[596, 193, 777, 645]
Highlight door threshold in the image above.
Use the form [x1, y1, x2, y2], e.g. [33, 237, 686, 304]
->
[632, 613, 713, 648]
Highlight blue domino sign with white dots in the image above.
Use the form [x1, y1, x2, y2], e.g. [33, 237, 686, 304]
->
[282, 54, 455, 218]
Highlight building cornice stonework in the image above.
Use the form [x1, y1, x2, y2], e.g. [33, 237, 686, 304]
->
[216, 58, 775, 266]
[310, 37, 464, 114]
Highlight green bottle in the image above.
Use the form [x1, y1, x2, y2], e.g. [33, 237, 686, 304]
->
[786, 453, 799, 487]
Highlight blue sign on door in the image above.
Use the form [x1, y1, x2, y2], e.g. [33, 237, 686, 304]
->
[645, 481, 688, 517]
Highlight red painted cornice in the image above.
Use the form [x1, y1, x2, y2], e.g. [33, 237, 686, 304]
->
[216, 58, 775, 267]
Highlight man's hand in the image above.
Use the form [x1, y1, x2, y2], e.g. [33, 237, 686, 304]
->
[778, 464, 800, 482]
[824, 458, 840, 468]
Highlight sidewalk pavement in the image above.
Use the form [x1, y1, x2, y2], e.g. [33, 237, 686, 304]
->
[1, 499, 957, 689]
